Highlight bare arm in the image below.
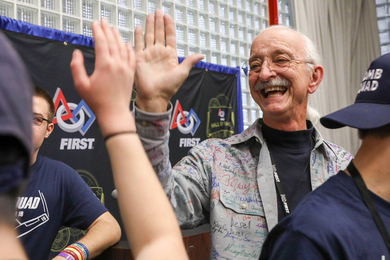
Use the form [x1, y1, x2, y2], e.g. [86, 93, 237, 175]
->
[52, 212, 120, 259]
[70, 19, 188, 260]
[0, 224, 27, 260]
[79, 212, 121, 258]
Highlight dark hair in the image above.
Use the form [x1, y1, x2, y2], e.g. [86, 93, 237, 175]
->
[34, 85, 54, 122]
[358, 123, 390, 139]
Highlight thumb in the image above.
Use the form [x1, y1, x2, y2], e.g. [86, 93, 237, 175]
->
[70, 49, 90, 96]
[179, 53, 204, 73]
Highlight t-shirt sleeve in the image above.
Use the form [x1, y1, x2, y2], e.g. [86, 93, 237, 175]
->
[61, 165, 108, 230]
[260, 228, 327, 260]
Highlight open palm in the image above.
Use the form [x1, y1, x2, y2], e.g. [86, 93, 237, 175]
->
[134, 10, 203, 113]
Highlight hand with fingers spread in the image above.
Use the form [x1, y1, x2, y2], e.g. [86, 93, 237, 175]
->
[134, 9, 204, 113]
[70, 19, 136, 137]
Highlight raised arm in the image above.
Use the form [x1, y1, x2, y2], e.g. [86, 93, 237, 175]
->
[133, 9, 209, 229]
[134, 9, 203, 113]
[70, 19, 188, 260]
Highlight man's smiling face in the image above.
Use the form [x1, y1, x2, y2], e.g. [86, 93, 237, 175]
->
[248, 27, 318, 129]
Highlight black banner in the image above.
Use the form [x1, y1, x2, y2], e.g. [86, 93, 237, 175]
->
[169, 67, 238, 165]
[3, 27, 239, 256]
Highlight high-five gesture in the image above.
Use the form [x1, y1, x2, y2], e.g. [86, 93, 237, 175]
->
[70, 20, 189, 259]
[134, 9, 203, 112]
[70, 19, 136, 137]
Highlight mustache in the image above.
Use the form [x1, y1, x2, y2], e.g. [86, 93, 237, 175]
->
[254, 77, 291, 91]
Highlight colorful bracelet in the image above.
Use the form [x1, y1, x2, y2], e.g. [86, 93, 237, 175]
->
[75, 242, 89, 259]
[68, 245, 84, 257]
[60, 242, 89, 260]
[104, 130, 137, 142]
[62, 249, 79, 260]
[58, 252, 75, 260]
[63, 247, 82, 259]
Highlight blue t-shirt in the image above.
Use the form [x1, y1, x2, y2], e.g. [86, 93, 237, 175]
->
[15, 155, 108, 260]
[260, 171, 390, 260]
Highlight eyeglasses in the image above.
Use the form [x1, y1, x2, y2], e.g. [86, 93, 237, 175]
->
[33, 115, 50, 126]
[241, 57, 312, 77]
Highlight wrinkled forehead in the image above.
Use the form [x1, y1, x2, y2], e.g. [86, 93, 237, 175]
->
[250, 28, 307, 59]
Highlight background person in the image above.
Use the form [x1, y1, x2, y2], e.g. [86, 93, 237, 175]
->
[16, 85, 121, 260]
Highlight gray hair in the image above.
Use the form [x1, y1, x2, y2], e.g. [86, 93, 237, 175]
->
[306, 105, 321, 125]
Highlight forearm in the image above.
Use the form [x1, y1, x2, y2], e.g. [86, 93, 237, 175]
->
[77, 212, 121, 258]
[54, 212, 121, 260]
[134, 104, 174, 190]
[105, 125, 188, 259]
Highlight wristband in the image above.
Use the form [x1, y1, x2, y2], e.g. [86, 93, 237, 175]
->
[68, 245, 84, 258]
[64, 247, 82, 259]
[75, 242, 90, 259]
[61, 242, 89, 260]
[62, 249, 79, 260]
[104, 130, 137, 142]
[58, 252, 75, 260]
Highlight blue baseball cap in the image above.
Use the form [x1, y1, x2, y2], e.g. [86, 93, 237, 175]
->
[321, 53, 390, 129]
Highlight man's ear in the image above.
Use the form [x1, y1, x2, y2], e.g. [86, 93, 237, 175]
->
[308, 65, 324, 94]
[45, 123, 54, 139]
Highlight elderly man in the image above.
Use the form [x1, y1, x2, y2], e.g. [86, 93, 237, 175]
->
[133, 10, 351, 259]
[260, 53, 390, 260]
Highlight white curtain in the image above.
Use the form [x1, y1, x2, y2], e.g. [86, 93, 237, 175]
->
[292, 0, 380, 154]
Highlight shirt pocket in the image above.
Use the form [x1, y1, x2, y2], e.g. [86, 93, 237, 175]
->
[212, 187, 268, 260]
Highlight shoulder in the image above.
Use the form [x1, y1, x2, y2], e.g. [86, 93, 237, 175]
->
[280, 174, 351, 237]
[37, 155, 79, 176]
[264, 174, 358, 259]
[321, 139, 353, 166]
[182, 121, 258, 163]
[261, 224, 327, 260]
[194, 120, 260, 150]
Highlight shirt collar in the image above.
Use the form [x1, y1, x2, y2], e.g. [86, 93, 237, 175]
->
[226, 119, 327, 156]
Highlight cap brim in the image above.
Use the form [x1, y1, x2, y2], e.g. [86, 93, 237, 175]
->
[320, 103, 390, 129]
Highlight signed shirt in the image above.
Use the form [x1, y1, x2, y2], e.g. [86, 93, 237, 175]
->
[135, 105, 352, 260]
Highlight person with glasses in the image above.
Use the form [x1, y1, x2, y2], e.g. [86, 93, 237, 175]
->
[16, 85, 121, 260]
[260, 53, 390, 260]
[132, 11, 352, 259]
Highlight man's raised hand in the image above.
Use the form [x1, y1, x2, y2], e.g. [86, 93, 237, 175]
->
[134, 9, 203, 113]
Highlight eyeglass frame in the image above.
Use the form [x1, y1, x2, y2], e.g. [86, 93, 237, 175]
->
[241, 56, 313, 77]
[33, 114, 51, 126]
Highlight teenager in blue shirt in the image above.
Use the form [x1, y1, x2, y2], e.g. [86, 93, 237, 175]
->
[16, 85, 121, 260]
